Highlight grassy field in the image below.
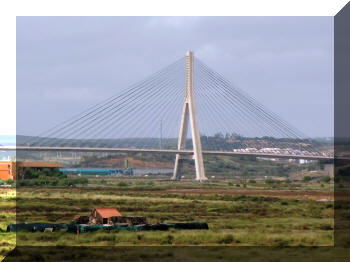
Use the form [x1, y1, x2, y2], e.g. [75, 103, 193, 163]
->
[0, 189, 15, 261]
[0, 177, 336, 261]
[85, 175, 335, 191]
[13, 178, 334, 246]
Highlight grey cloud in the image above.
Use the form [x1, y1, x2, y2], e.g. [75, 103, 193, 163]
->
[16, 16, 333, 137]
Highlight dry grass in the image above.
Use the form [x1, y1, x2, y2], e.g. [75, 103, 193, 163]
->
[11, 184, 334, 247]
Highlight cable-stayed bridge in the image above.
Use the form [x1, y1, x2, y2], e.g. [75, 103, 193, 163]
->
[4, 51, 333, 181]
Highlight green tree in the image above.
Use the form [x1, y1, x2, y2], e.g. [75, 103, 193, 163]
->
[303, 176, 312, 182]
[265, 178, 275, 184]
[5, 179, 14, 185]
[321, 176, 331, 183]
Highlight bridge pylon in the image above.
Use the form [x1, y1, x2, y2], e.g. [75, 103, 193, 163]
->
[172, 51, 207, 181]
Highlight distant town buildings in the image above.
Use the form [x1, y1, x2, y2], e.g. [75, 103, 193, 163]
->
[233, 147, 330, 163]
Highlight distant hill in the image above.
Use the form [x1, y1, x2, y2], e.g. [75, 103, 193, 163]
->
[16, 135, 178, 149]
[15, 134, 329, 152]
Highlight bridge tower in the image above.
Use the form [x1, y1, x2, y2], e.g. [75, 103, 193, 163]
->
[172, 51, 207, 181]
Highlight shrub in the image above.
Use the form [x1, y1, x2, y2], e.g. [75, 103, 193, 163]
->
[321, 176, 331, 183]
[24, 168, 40, 179]
[49, 179, 59, 186]
[57, 179, 72, 187]
[117, 181, 128, 187]
[20, 167, 70, 187]
[218, 234, 234, 244]
[265, 178, 275, 184]
[248, 179, 256, 184]
[137, 234, 144, 241]
[319, 224, 333, 230]
[275, 239, 289, 247]
[74, 177, 88, 185]
[5, 179, 14, 185]
[162, 234, 174, 244]
[334, 176, 341, 183]
[42, 168, 52, 177]
[303, 176, 312, 182]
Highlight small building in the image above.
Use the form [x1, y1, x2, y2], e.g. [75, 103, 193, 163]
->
[0, 161, 16, 181]
[89, 208, 122, 225]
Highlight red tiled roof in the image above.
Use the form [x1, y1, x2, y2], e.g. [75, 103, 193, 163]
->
[95, 208, 122, 218]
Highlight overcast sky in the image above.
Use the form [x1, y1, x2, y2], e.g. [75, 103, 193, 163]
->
[17, 16, 333, 137]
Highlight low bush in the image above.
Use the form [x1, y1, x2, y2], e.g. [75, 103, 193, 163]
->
[117, 182, 128, 187]
[162, 234, 174, 244]
[5, 179, 14, 185]
[265, 178, 276, 184]
[218, 234, 234, 244]
[303, 176, 312, 182]
[321, 176, 331, 183]
[17, 168, 89, 187]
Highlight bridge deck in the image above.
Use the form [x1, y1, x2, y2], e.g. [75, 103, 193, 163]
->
[0, 146, 333, 161]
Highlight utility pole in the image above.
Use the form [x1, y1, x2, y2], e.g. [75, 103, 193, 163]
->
[172, 51, 207, 181]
